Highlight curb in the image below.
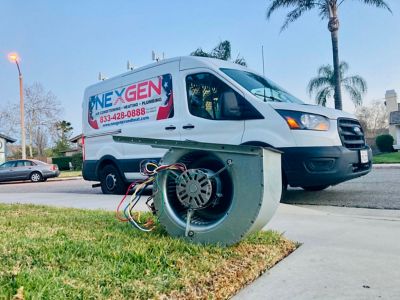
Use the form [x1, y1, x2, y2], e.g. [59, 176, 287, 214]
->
[372, 164, 400, 169]
[48, 176, 83, 182]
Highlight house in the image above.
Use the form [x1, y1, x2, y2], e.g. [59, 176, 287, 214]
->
[385, 90, 400, 150]
[59, 134, 83, 157]
[0, 133, 16, 164]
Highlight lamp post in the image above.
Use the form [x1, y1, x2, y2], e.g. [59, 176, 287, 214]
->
[8, 52, 26, 159]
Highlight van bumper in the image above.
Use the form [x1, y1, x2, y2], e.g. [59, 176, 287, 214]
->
[280, 146, 372, 188]
[83, 160, 98, 181]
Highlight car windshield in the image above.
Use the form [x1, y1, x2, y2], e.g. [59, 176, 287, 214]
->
[220, 68, 304, 104]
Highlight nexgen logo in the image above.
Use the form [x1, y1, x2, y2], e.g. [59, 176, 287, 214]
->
[89, 77, 162, 110]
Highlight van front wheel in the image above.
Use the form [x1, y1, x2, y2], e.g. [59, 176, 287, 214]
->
[100, 165, 126, 195]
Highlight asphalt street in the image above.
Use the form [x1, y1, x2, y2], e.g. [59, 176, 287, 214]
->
[283, 167, 400, 209]
[0, 167, 398, 210]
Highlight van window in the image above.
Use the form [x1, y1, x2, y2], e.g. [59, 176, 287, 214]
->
[220, 68, 304, 104]
[186, 73, 263, 120]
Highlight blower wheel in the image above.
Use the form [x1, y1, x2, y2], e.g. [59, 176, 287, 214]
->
[153, 146, 282, 246]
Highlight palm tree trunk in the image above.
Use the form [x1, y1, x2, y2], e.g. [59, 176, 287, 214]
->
[330, 28, 343, 110]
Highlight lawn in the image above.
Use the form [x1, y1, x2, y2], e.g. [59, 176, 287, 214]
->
[58, 170, 82, 178]
[373, 152, 400, 164]
[0, 204, 296, 300]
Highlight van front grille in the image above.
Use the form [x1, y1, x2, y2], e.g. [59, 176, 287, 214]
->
[337, 118, 366, 150]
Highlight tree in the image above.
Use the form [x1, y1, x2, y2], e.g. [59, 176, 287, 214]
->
[0, 106, 19, 137]
[266, 0, 391, 110]
[55, 120, 73, 142]
[307, 62, 367, 107]
[355, 101, 389, 138]
[191, 40, 247, 66]
[24, 83, 62, 157]
[0, 82, 62, 157]
[52, 120, 73, 156]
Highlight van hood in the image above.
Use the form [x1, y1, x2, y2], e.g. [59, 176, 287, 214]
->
[269, 102, 356, 120]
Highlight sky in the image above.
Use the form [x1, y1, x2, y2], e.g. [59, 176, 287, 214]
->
[1, 0, 399, 137]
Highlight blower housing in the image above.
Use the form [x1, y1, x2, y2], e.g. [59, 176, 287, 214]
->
[114, 136, 282, 246]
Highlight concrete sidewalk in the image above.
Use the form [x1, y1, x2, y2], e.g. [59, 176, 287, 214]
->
[0, 192, 147, 211]
[234, 205, 400, 300]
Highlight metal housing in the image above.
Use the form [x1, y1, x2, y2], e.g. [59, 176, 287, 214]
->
[113, 136, 282, 246]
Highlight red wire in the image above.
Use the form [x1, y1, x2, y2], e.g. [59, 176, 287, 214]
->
[115, 181, 137, 222]
[116, 163, 186, 223]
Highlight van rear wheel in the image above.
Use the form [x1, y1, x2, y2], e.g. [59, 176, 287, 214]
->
[100, 165, 126, 195]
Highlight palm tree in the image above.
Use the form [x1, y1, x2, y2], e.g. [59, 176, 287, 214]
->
[191, 40, 247, 66]
[308, 62, 367, 107]
[266, 0, 391, 110]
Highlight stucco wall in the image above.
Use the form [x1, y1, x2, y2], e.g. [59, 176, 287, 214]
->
[0, 137, 6, 164]
[386, 90, 399, 145]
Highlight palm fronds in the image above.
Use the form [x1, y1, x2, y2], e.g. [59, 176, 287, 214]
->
[308, 61, 367, 107]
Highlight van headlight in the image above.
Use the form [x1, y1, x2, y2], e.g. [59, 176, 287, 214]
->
[276, 110, 330, 131]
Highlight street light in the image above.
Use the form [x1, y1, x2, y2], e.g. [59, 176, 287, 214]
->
[8, 52, 26, 159]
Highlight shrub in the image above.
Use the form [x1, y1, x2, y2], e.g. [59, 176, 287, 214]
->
[71, 152, 83, 170]
[52, 157, 72, 171]
[52, 153, 83, 171]
[375, 134, 394, 153]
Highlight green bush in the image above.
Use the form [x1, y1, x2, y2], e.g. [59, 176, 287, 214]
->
[71, 152, 83, 170]
[52, 157, 72, 171]
[52, 153, 83, 171]
[375, 134, 394, 153]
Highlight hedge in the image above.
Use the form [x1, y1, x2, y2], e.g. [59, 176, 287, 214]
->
[71, 153, 83, 170]
[52, 153, 83, 171]
[375, 134, 394, 153]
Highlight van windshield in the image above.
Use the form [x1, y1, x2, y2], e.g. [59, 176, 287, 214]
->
[220, 68, 304, 104]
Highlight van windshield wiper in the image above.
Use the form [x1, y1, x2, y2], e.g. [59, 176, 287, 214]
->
[253, 92, 282, 102]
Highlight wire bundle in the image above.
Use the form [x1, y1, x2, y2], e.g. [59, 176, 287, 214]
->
[116, 161, 186, 232]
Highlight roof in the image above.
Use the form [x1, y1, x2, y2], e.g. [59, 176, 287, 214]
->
[70, 134, 82, 143]
[59, 148, 80, 153]
[0, 133, 16, 143]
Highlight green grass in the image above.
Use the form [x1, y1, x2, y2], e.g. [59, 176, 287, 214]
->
[0, 204, 295, 300]
[373, 152, 400, 164]
[58, 170, 82, 178]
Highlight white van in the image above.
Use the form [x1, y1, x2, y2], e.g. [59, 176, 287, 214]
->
[82, 56, 372, 194]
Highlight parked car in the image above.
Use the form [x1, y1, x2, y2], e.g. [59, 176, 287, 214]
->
[0, 159, 60, 183]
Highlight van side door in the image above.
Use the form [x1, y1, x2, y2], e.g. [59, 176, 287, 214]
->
[179, 70, 260, 145]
